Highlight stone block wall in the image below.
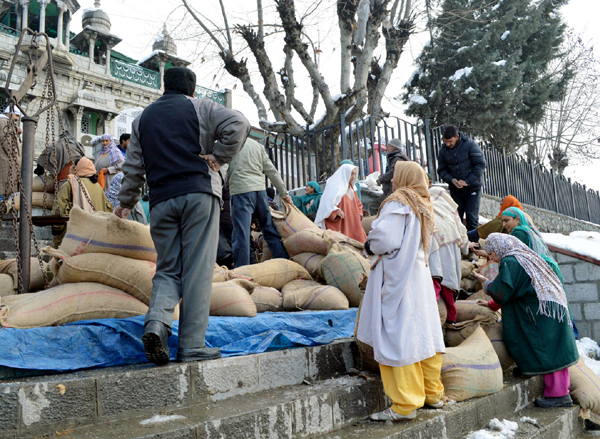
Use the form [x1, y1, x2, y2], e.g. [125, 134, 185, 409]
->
[480, 194, 600, 234]
[551, 249, 600, 341]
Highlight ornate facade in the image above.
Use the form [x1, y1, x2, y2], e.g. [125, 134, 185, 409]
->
[0, 0, 230, 157]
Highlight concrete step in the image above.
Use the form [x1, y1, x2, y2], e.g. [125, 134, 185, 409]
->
[48, 374, 384, 439]
[0, 339, 357, 439]
[505, 404, 583, 439]
[313, 374, 545, 439]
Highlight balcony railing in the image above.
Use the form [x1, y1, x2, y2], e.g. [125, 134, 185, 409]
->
[0, 23, 20, 38]
[69, 47, 89, 57]
[195, 85, 225, 106]
[110, 58, 160, 89]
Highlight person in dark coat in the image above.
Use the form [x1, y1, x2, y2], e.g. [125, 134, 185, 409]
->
[437, 125, 486, 231]
[368, 138, 410, 215]
[473, 234, 578, 409]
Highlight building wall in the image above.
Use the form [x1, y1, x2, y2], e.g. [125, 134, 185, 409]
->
[480, 194, 600, 234]
[551, 250, 600, 341]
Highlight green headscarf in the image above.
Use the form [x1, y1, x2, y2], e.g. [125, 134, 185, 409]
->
[292, 181, 322, 215]
[339, 160, 362, 201]
[502, 206, 562, 281]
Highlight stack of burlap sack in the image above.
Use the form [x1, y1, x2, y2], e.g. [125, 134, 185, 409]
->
[4, 175, 56, 212]
[210, 202, 372, 318]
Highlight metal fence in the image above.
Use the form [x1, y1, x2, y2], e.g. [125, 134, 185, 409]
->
[265, 113, 600, 225]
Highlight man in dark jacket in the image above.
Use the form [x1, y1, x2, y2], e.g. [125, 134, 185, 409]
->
[116, 67, 250, 365]
[437, 125, 486, 231]
[369, 138, 410, 214]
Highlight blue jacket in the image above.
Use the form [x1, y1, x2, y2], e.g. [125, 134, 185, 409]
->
[437, 132, 486, 190]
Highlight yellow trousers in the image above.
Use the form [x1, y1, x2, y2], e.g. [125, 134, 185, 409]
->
[379, 353, 444, 415]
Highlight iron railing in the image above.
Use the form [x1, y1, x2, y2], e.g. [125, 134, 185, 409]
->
[110, 58, 161, 89]
[265, 114, 600, 225]
[0, 23, 19, 37]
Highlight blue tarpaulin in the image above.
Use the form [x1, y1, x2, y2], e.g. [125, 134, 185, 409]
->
[0, 309, 357, 372]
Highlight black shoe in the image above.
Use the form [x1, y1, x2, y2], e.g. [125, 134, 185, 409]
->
[176, 347, 221, 363]
[142, 321, 171, 366]
[534, 395, 573, 408]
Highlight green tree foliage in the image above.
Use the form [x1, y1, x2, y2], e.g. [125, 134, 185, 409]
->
[403, 0, 571, 152]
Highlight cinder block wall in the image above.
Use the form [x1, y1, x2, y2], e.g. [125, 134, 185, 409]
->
[551, 250, 600, 341]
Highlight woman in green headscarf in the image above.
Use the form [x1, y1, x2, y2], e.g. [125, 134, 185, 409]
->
[340, 160, 362, 201]
[292, 181, 323, 219]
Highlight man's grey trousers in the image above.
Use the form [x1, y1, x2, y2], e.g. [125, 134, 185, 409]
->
[144, 192, 219, 349]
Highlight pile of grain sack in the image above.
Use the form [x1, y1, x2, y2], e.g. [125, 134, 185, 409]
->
[4, 175, 56, 212]
[212, 202, 371, 317]
[0, 203, 370, 329]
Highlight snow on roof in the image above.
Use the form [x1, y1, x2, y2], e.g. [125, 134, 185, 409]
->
[449, 66, 473, 82]
[136, 50, 165, 66]
[492, 60, 507, 66]
[409, 95, 427, 105]
[542, 231, 600, 261]
[501, 31, 510, 40]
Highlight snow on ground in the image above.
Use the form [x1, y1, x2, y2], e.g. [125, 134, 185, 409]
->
[542, 231, 600, 261]
[577, 337, 600, 377]
[479, 216, 490, 225]
[139, 414, 186, 425]
[465, 418, 518, 439]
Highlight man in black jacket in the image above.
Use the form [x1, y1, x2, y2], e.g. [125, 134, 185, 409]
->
[437, 125, 486, 231]
[116, 67, 250, 365]
[369, 138, 410, 214]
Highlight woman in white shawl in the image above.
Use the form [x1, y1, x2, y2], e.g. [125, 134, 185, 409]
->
[428, 186, 469, 322]
[357, 161, 445, 422]
[314, 163, 367, 243]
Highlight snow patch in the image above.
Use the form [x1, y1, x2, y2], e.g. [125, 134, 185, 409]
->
[333, 93, 347, 102]
[464, 87, 475, 94]
[136, 50, 166, 65]
[542, 231, 600, 261]
[479, 216, 490, 225]
[449, 66, 473, 82]
[140, 414, 186, 426]
[429, 90, 436, 98]
[405, 68, 422, 86]
[491, 3, 501, 11]
[501, 31, 510, 40]
[492, 60, 507, 66]
[466, 418, 518, 439]
[520, 416, 538, 425]
[577, 337, 600, 377]
[457, 46, 468, 53]
[409, 95, 427, 105]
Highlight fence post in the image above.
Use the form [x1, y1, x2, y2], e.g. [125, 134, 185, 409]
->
[569, 178, 576, 218]
[340, 113, 348, 161]
[584, 185, 592, 222]
[551, 169, 559, 213]
[529, 161, 537, 208]
[502, 148, 510, 196]
[423, 119, 435, 179]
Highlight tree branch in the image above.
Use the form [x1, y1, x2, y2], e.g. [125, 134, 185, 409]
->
[181, 0, 227, 53]
[218, 0, 234, 54]
[337, 0, 357, 93]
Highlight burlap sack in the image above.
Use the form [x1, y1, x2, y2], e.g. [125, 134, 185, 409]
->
[282, 229, 364, 257]
[354, 299, 379, 373]
[0, 282, 148, 329]
[438, 297, 447, 326]
[283, 285, 349, 311]
[455, 300, 500, 324]
[466, 290, 491, 301]
[44, 248, 155, 305]
[270, 202, 320, 239]
[213, 265, 231, 283]
[444, 319, 481, 347]
[460, 260, 477, 279]
[260, 242, 273, 262]
[441, 327, 503, 402]
[484, 322, 515, 370]
[210, 281, 257, 317]
[58, 206, 157, 262]
[320, 245, 369, 307]
[251, 286, 283, 313]
[361, 215, 376, 235]
[281, 278, 322, 295]
[290, 253, 325, 279]
[460, 277, 480, 292]
[1, 292, 36, 307]
[31, 192, 55, 209]
[569, 359, 600, 425]
[0, 258, 48, 291]
[231, 259, 311, 290]
[32, 175, 55, 193]
[0, 273, 16, 297]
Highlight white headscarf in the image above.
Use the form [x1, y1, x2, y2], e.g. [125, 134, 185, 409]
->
[484, 233, 571, 325]
[429, 186, 466, 253]
[314, 163, 357, 229]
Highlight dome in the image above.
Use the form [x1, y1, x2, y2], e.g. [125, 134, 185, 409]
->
[152, 24, 178, 56]
[82, 0, 111, 33]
